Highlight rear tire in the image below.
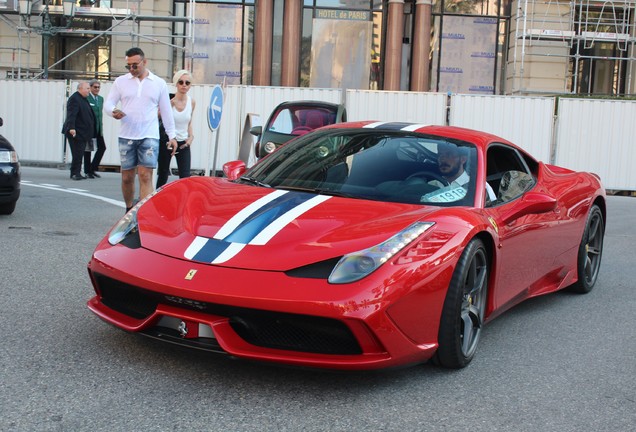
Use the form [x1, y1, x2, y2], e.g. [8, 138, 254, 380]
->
[434, 238, 488, 369]
[568, 204, 604, 294]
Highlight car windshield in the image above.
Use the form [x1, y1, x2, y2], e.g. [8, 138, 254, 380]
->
[243, 129, 477, 206]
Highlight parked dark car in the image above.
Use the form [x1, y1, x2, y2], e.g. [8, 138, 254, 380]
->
[250, 100, 347, 158]
[0, 117, 21, 215]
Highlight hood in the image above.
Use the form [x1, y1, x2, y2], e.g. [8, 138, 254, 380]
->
[136, 177, 440, 271]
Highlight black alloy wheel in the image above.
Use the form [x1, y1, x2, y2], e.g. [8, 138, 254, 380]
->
[434, 238, 489, 369]
[569, 204, 604, 294]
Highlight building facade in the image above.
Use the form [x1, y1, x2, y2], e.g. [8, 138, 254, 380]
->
[0, 0, 635, 95]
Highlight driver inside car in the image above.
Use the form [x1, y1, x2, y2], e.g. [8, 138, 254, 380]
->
[375, 141, 470, 204]
[429, 143, 470, 188]
[425, 143, 496, 203]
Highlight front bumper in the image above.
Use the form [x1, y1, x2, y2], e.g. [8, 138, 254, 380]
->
[87, 243, 441, 370]
[0, 165, 20, 204]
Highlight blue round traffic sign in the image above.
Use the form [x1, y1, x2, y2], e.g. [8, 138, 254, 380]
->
[208, 85, 223, 131]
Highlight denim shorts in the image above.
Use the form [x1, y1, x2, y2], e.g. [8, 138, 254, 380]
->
[118, 138, 159, 170]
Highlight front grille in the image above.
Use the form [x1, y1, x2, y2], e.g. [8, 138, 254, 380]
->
[0, 186, 16, 196]
[93, 273, 362, 355]
[229, 313, 361, 355]
[97, 276, 157, 319]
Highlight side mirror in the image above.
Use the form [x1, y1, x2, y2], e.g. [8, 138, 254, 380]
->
[249, 126, 262, 137]
[0, 117, 3, 127]
[223, 160, 247, 180]
[501, 192, 557, 225]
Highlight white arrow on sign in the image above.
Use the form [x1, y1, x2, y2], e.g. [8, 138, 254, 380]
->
[210, 96, 222, 120]
[207, 85, 224, 131]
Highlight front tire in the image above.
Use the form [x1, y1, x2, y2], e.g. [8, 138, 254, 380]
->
[435, 238, 489, 369]
[568, 204, 604, 294]
[0, 200, 16, 215]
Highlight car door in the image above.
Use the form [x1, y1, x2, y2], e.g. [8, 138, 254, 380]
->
[483, 143, 563, 311]
[252, 101, 347, 158]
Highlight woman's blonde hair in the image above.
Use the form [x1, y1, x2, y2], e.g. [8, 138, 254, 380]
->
[172, 69, 192, 86]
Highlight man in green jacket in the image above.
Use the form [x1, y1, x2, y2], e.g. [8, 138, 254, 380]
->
[85, 79, 106, 178]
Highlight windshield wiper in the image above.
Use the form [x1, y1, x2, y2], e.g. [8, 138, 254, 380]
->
[239, 176, 271, 188]
[277, 185, 355, 199]
[313, 188, 356, 198]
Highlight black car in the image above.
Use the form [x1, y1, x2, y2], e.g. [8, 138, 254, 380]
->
[0, 117, 20, 215]
[250, 100, 347, 159]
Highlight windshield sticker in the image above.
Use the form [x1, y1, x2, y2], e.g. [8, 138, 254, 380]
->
[421, 186, 467, 203]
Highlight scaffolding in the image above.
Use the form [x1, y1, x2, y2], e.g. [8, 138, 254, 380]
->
[509, 0, 636, 95]
[0, 0, 195, 80]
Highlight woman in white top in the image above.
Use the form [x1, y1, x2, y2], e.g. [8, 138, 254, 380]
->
[156, 70, 196, 188]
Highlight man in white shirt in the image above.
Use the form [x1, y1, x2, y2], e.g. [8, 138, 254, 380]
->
[104, 47, 178, 213]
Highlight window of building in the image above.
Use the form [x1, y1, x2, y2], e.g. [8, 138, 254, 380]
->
[242, 5, 255, 85]
[271, 0, 284, 86]
[47, 16, 111, 81]
[301, 1, 382, 89]
[570, 7, 633, 95]
[436, 0, 501, 16]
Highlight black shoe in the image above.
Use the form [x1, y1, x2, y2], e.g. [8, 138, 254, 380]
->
[125, 206, 132, 213]
[71, 175, 85, 180]
[92, 172, 101, 178]
[86, 173, 96, 179]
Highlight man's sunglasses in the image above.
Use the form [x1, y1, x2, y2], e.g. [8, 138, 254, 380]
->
[124, 62, 141, 70]
[178, 80, 191, 86]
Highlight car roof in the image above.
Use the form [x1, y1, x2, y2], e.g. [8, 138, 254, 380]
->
[274, 100, 344, 109]
[322, 121, 520, 152]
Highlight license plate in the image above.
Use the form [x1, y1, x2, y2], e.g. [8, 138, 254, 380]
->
[156, 316, 216, 339]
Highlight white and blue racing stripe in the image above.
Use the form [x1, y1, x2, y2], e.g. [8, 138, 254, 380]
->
[184, 236, 234, 263]
[214, 189, 287, 239]
[184, 191, 331, 264]
[363, 122, 429, 131]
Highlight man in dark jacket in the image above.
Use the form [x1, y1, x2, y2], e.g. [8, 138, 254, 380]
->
[86, 79, 106, 178]
[62, 82, 96, 180]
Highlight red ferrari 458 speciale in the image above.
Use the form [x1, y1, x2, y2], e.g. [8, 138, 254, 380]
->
[87, 122, 605, 370]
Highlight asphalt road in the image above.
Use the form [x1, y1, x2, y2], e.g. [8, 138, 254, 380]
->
[1, 166, 634, 432]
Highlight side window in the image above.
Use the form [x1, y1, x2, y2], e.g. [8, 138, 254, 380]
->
[268, 108, 297, 134]
[486, 144, 536, 206]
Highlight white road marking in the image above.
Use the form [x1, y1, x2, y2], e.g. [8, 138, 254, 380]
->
[20, 181, 126, 208]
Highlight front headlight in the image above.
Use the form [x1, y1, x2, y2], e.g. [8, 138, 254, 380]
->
[108, 189, 160, 245]
[108, 210, 137, 245]
[328, 222, 435, 284]
[0, 150, 18, 163]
